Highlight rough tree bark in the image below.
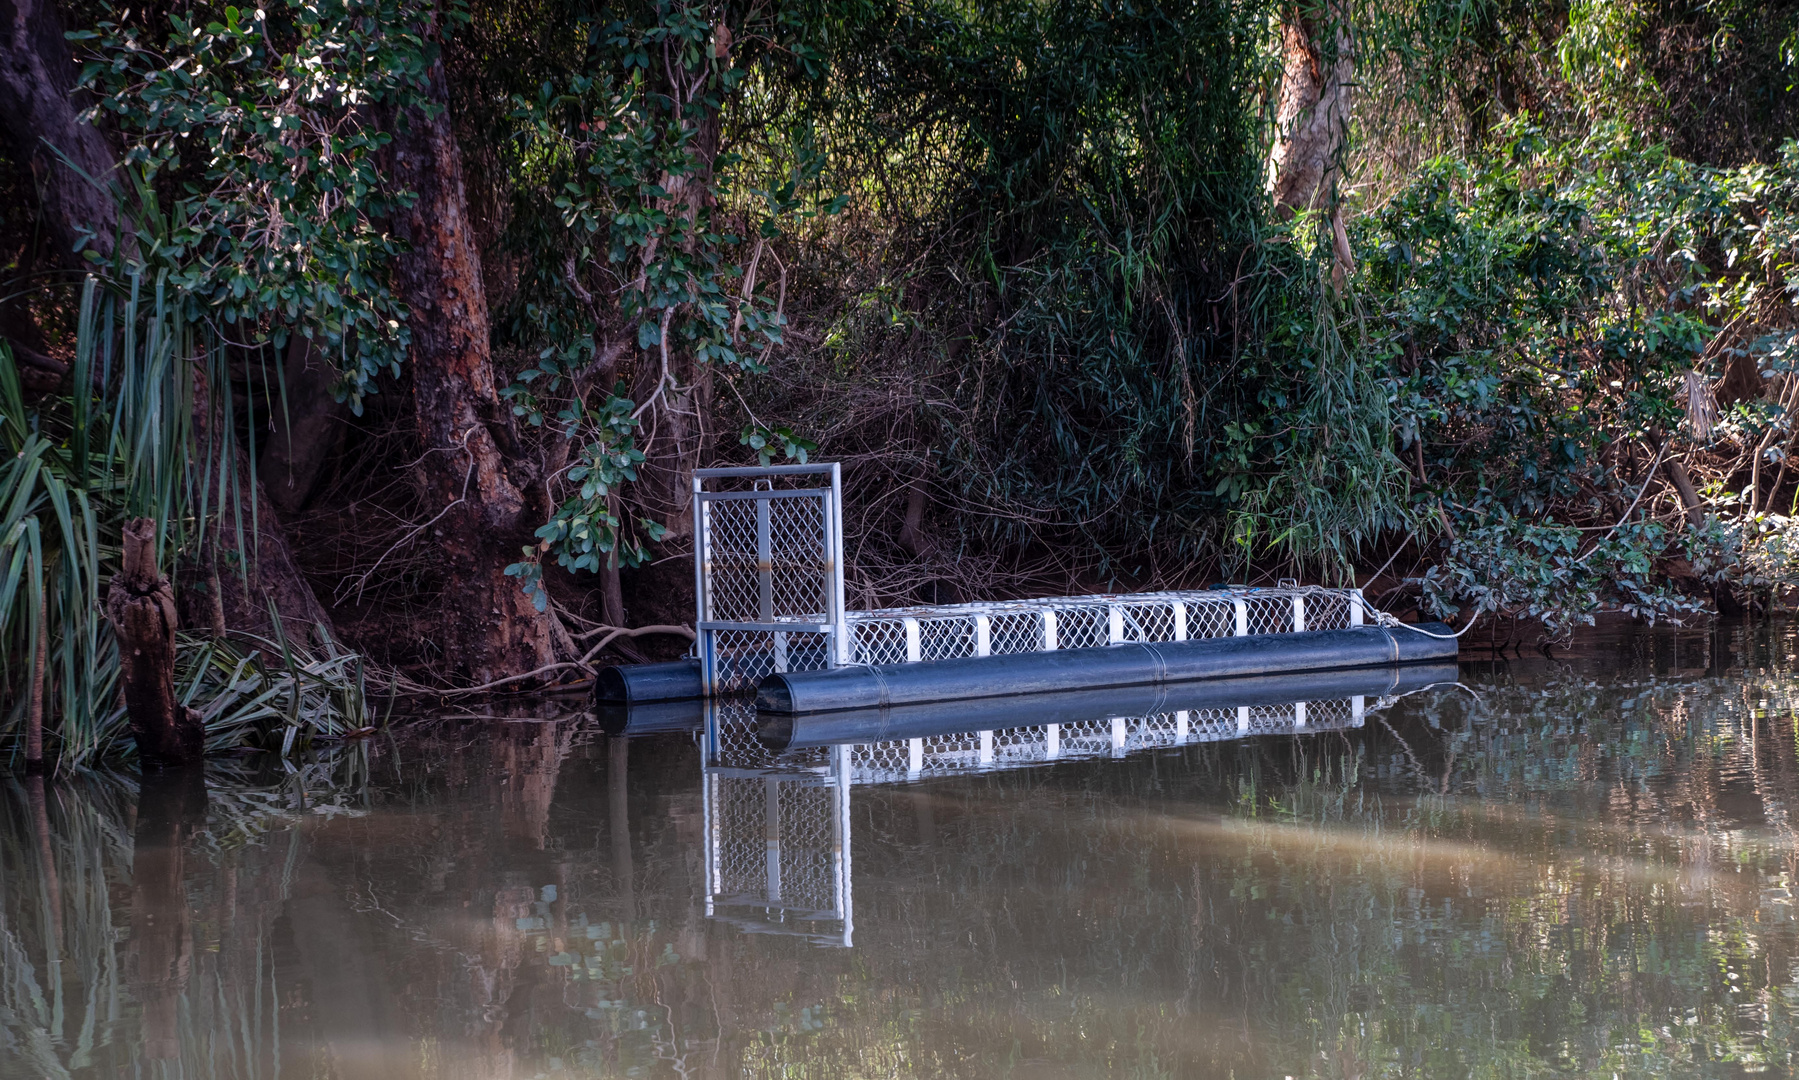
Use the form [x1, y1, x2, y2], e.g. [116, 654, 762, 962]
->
[106, 518, 204, 767]
[1269, 1, 1356, 280]
[259, 333, 346, 516]
[183, 365, 334, 644]
[0, 0, 123, 267]
[386, 32, 553, 683]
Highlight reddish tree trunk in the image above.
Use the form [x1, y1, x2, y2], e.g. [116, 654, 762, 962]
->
[386, 40, 553, 683]
[106, 518, 204, 767]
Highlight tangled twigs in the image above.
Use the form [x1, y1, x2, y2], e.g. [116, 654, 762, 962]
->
[380, 622, 695, 698]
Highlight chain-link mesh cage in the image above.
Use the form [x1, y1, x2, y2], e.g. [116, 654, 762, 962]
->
[693, 471, 1363, 695]
[840, 587, 1364, 671]
[695, 465, 847, 694]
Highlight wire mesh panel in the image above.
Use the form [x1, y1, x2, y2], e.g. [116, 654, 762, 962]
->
[841, 586, 1365, 671]
[695, 465, 846, 693]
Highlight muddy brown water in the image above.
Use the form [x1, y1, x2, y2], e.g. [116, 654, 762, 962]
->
[5, 620, 1799, 1077]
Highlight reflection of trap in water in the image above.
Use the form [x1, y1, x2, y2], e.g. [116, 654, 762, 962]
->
[696, 670, 1420, 947]
[702, 712, 853, 947]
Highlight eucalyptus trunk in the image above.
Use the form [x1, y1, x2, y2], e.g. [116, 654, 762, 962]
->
[386, 34, 553, 683]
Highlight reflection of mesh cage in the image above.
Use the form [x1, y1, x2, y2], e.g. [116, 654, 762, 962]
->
[842, 588, 1363, 668]
[827, 700, 1368, 783]
[703, 741, 852, 947]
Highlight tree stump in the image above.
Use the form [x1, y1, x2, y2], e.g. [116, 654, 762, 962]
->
[105, 518, 203, 767]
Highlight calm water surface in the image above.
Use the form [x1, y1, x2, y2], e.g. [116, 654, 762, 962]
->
[6, 621, 1799, 1078]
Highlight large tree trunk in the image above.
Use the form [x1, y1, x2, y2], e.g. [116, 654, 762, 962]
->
[386, 34, 553, 684]
[184, 365, 335, 644]
[0, 0, 124, 267]
[259, 333, 346, 517]
[1269, 1, 1355, 280]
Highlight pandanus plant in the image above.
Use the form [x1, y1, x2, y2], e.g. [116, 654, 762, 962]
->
[1, 275, 370, 772]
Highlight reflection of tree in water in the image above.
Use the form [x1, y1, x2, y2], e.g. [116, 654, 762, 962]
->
[0, 754, 363, 1078]
[13, 646, 1799, 1078]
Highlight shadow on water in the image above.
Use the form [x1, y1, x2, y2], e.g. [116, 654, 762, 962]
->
[5, 620, 1799, 1076]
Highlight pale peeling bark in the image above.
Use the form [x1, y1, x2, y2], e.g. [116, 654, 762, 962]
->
[387, 39, 554, 683]
[1269, 2, 1356, 280]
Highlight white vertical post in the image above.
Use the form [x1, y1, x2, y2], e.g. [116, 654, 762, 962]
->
[1292, 595, 1306, 633]
[975, 615, 991, 657]
[1175, 710, 1189, 742]
[764, 777, 782, 904]
[1352, 695, 1366, 726]
[833, 743, 853, 947]
[904, 617, 922, 662]
[829, 464, 850, 664]
[1294, 701, 1308, 728]
[978, 729, 993, 764]
[1111, 717, 1126, 754]
[772, 631, 788, 673]
[1233, 599, 1249, 637]
[702, 768, 716, 917]
[1042, 611, 1059, 650]
[1172, 602, 1187, 641]
[1045, 724, 1061, 759]
[1236, 705, 1250, 733]
[908, 737, 924, 776]
[693, 480, 710, 694]
[1349, 588, 1365, 627]
[1108, 605, 1124, 644]
[756, 496, 774, 622]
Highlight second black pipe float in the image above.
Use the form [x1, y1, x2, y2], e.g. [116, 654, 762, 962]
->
[757, 661, 1457, 750]
[756, 623, 1458, 714]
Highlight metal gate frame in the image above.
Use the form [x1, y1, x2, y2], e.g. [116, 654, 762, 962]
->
[693, 463, 848, 695]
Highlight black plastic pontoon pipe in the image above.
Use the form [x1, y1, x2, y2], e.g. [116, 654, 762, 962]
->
[593, 659, 703, 706]
[757, 661, 1458, 750]
[756, 624, 1458, 715]
[594, 696, 706, 737]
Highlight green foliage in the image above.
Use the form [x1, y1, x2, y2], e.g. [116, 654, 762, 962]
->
[1416, 517, 1706, 638]
[0, 278, 368, 769]
[497, 0, 836, 595]
[73, 0, 442, 410]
